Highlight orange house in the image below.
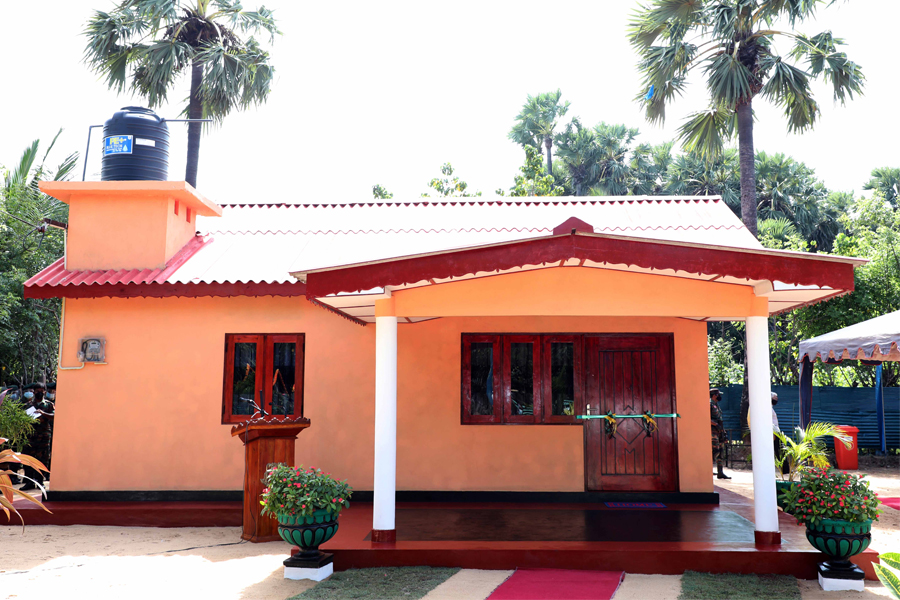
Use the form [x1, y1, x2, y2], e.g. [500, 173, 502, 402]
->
[26, 181, 863, 549]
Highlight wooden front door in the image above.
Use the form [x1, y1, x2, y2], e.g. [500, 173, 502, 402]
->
[583, 335, 678, 492]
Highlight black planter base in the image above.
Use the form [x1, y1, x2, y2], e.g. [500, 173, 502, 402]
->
[284, 551, 333, 569]
[818, 560, 865, 580]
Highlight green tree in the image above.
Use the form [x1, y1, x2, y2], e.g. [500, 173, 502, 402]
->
[0, 133, 77, 386]
[628, 141, 674, 195]
[630, 0, 864, 237]
[508, 90, 570, 175]
[792, 192, 900, 387]
[421, 163, 481, 198]
[84, 0, 279, 188]
[496, 145, 564, 197]
[664, 149, 741, 211]
[863, 167, 899, 207]
[708, 336, 744, 387]
[755, 152, 840, 251]
[372, 184, 393, 200]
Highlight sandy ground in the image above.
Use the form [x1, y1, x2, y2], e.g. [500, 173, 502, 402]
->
[421, 570, 512, 599]
[0, 525, 313, 600]
[717, 465, 900, 552]
[2, 467, 896, 600]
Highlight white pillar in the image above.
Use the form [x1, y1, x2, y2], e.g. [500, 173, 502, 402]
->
[746, 315, 780, 543]
[372, 316, 398, 542]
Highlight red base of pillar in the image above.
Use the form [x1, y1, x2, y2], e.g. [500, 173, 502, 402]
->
[372, 529, 396, 543]
[755, 530, 782, 545]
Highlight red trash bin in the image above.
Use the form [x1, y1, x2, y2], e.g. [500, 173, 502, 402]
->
[833, 425, 859, 470]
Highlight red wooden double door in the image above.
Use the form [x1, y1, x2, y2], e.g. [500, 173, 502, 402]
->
[583, 334, 678, 492]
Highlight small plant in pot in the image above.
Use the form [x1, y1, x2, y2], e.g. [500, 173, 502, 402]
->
[782, 468, 881, 583]
[260, 464, 352, 571]
[774, 422, 851, 511]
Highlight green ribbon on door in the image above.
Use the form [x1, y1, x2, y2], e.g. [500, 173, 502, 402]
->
[577, 412, 680, 439]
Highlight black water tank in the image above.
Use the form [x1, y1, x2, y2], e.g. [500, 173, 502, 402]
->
[101, 107, 169, 181]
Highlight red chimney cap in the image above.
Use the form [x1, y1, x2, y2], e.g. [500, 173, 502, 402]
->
[553, 217, 594, 236]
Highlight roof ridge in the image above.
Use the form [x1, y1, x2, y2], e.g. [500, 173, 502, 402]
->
[218, 196, 723, 209]
[200, 224, 745, 236]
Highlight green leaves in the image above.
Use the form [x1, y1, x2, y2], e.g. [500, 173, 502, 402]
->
[508, 90, 570, 150]
[83, 0, 278, 121]
[704, 52, 756, 107]
[874, 561, 900, 600]
[132, 39, 193, 107]
[678, 103, 736, 161]
[791, 31, 865, 104]
[196, 37, 274, 121]
[631, 0, 864, 174]
[260, 464, 352, 519]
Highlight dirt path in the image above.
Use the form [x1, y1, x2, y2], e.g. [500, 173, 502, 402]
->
[717, 466, 900, 552]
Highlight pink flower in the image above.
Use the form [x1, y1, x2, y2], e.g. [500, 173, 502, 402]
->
[302, 504, 306, 509]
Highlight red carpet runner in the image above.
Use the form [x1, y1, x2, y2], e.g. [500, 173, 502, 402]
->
[880, 497, 900, 510]
[488, 569, 624, 600]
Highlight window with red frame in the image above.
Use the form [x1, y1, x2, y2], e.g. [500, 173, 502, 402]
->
[223, 334, 304, 424]
[461, 333, 584, 424]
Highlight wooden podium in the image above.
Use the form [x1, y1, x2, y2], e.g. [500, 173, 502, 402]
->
[231, 417, 311, 542]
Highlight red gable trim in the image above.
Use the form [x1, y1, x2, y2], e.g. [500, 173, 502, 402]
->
[305, 233, 856, 298]
[24, 280, 306, 300]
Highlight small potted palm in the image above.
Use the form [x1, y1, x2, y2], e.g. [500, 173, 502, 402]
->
[260, 464, 351, 577]
[782, 468, 881, 585]
[774, 422, 851, 511]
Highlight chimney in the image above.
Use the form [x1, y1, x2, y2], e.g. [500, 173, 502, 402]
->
[39, 181, 222, 271]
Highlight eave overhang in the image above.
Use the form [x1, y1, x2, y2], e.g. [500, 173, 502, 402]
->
[295, 231, 863, 299]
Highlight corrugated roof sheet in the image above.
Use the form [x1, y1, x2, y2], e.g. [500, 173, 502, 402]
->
[24, 236, 211, 289]
[26, 196, 759, 291]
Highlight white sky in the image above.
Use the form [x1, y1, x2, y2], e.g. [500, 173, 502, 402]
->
[0, 1, 896, 204]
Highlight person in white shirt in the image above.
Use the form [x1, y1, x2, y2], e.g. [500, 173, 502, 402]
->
[771, 392, 789, 475]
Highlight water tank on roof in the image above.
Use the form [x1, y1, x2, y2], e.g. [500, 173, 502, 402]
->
[101, 107, 169, 181]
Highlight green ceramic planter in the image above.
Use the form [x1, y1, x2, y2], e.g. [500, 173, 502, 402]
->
[805, 518, 872, 572]
[277, 509, 339, 559]
[775, 480, 796, 512]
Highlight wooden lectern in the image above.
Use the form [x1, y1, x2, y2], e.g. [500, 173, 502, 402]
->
[231, 416, 311, 542]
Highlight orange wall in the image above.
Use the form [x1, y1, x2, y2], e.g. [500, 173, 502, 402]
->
[53, 297, 712, 493]
[66, 195, 194, 271]
[387, 267, 759, 318]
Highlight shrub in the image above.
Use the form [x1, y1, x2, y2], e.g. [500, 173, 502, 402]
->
[260, 464, 352, 520]
[782, 468, 881, 525]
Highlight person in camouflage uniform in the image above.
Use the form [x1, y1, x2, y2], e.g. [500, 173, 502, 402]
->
[710, 388, 731, 480]
[21, 383, 53, 491]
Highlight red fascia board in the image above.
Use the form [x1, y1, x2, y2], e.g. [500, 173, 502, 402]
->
[24, 280, 306, 300]
[304, 233, 857, 298]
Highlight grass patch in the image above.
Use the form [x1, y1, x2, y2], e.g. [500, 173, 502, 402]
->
[679, 571, 801, 600]
[290, 567, 461, 600]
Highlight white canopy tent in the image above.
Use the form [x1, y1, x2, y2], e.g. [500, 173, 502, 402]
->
[799, 310, 900, 362]
[798, 310, 900, 453]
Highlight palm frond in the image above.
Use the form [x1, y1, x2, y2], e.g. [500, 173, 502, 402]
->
[704, 52, 755, 107]
[677, 104, 736, 160]
[5, 140, 39, 190]
[791, 31, 865, 104]
[132, 39, 193, 106]
[195, 37, 275, 121]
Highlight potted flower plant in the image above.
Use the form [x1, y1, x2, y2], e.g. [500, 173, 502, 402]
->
[774, 422, 851, 511]
[260, 464, 352, 561]
[782, 468, 881, 579]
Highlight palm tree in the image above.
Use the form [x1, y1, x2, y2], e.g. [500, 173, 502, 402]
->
[629, 141, 674, 195]
[665, 150, 741, 211]
[630, 0, 864, 237]
[755, 152, 840, 251]
[863, 167, 899, 207]
[84, 0, 279, 188]
[554, 119, 603, 196]
[508, 90, 570, 175]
